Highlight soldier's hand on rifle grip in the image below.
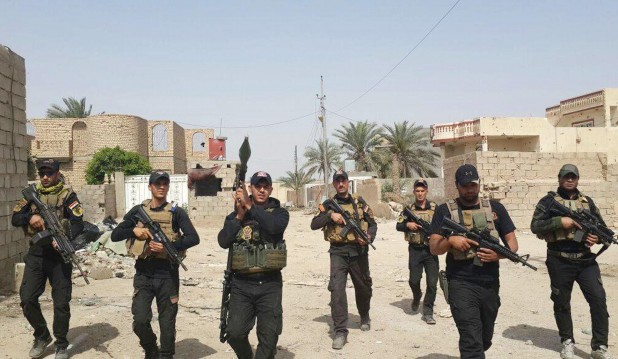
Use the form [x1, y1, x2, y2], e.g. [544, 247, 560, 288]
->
[330, 212, 345, 225]
[448, 235, 478, 252]
[561, 217, 581, 230]
[477, 248, 499, 263]
[406, 222, 420, 232]
[586, 233, 599, 246]
[133, 227, 153, 241]
[52, 239, 59, 251]
[29, 214, 45, 231]
[148, 241, 165, 253]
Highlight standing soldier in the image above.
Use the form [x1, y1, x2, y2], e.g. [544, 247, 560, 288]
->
[111, 170, 200, 359]
[310, 169, 377, 350]
[429, 164, 518, 359]
[396, 178, 439, 324]
[218, 171, 289, 359]
[12, 159, 84, 359]
[530, 164, 612, 359]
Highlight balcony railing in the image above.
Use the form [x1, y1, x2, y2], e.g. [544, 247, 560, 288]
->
[560, 90, 604, 114]
[431, 119, 480, 142]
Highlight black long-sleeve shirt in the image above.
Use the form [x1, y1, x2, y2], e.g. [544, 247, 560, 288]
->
[111, 202, 200, 278]
[218, 197, 289, 249]
[311, 194, 378, 257]
[12, 190, 84, 257]
[530, 187, 605, 253]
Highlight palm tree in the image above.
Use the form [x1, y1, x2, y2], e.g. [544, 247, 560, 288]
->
[278, 169, 314, 206]
[46, 97, 94, 118]
[302, 139, 343, 186]
[382, 121, 440, 200]
[333, 121, 383, 172]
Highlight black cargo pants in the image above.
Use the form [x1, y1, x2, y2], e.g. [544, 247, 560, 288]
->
[20, 253, 73, 349]
[546, 254, 609, 350]
[449, 279, 501, 359]
[408, 245, 439, 315]
[226, 271, 283, 359]
[329, 253, 373, 335]
[132, 273, 179, 358]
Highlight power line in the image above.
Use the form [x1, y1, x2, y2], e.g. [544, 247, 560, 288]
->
[175, 110, 317, 129]
[327, 110, 362, 123]
[336, 0, 462, 112]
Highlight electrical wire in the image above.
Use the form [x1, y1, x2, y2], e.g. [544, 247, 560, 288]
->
[335, 0, 462, 112]
[174, 110, 317, 129]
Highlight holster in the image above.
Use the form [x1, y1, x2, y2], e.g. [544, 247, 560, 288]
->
[439, 270, 449, 304]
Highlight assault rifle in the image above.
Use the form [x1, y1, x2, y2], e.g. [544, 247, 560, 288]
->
[220, 136, 251, 343]
[324, 199, 376, 250]
[402, 207, 432, 238]
[441, 217, 537, 271]
[134, 205, 188, 271]
[547, 197, 617, 247]
[22, 184, 90, 284]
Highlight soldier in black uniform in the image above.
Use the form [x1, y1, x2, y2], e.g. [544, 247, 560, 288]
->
[310, 169, 377, 350]
[111, 170, 200, 359]
[218, 171, 289, 359]
[396, 178, 439, 324]
[530, 164, 612, 359]
[12, 159, 84, 359]
[429, 164, 518, 359]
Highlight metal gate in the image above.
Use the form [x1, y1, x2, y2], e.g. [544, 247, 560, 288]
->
[125, 174, 189, 211]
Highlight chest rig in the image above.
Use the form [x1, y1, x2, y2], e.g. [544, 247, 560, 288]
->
[26, 186, 73, 236]
[447, 198, 498, 260]
[232, 208, 287, 273]
[127, 200, 182, 260]
[323, 194, 369, 243]
[537, 192, 590, 243]
[404, 202, 436, 245]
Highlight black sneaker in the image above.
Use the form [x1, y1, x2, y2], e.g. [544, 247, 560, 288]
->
[55, 347, 69, 359]
[360, 314, 371, 331]
[29, 336, 52, 358]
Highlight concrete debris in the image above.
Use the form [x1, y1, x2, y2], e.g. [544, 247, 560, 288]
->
[89, 267, 114, 280]
[525, 340, 533, 345]
[438, 308, 452, 318]
[181, 278, 200, 286]
[582, 328, 593, 335]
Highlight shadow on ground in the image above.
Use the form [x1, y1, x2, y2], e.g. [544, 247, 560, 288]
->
[66, 322, 120, 356]
[390, 298, 421, 315]
[313, 313, 362, 338]
[503, 324, 588, 358]
[415, 354, 458, 359]
[176, 338, 217, 358]
[276, 347, 296, 358]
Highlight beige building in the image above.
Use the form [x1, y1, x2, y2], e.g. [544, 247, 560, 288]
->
[430, 88, 618, 229]
[29, 115, 221, 188]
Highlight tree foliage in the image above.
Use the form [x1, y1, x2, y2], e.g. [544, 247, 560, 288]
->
[278, 169, 314, 206]
[46, 97, 94, 118]
[85, 146, 151, 184]
[381, 121, 440, 178]
[302, 139, 343, 182]
[333, 121, 383, 172]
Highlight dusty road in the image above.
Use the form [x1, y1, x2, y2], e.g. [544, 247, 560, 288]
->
[1, 210, 618, 358]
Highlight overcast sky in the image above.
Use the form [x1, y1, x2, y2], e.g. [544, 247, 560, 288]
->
[2, 1, 617, 178]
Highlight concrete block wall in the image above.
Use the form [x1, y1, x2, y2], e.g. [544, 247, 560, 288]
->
[443, 151, 618, 229]
[0, 45, 28, 290]
[79, 184, 116, 223]
[188, 191, 234, 226]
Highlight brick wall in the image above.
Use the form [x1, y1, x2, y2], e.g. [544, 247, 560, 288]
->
[187, 162, 237, 225]
[184, 128, 215, 168]
[79, 184, 116, 223]
[0, 45, 28, 290]
[443, 151, 618, 229]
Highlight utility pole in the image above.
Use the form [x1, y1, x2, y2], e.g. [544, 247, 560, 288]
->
[294, 145, 300, 206]
[317, 76, 329, 199]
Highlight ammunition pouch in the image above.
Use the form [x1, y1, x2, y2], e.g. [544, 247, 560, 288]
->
[232, 241, 287, 273]
[447, 199, 497, 261]
[540, 193, 590, 243]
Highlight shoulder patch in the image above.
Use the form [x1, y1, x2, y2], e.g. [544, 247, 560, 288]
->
[72, 204, 83, 217]
[13, 198, 28, 213]
[68, 201, 79, 210]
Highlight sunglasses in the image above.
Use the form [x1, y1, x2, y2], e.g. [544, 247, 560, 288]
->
[38, 170, 57, 178]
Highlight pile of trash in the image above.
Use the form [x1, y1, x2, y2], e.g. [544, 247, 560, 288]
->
[72, 217, 136, 283]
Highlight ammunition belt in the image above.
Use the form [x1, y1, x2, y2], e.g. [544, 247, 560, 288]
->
[547, 249, 591, 259]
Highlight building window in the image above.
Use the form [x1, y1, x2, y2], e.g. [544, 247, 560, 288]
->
[72, 121, 89, 156]
[152, 124, 168, 151]
[572, 119, 594, 127]
[192, 132, 206, 153]
[195, 176, 222, 196]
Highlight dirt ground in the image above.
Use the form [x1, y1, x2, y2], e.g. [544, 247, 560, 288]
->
[1, 210, 618, 359]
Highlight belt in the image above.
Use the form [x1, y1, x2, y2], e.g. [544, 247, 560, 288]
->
[547, 249, 591, 259]
[233, 271, 281, 281]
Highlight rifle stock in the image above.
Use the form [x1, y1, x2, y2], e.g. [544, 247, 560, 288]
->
[442, 217, 537, 271]
[22, 184, 90, 284]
